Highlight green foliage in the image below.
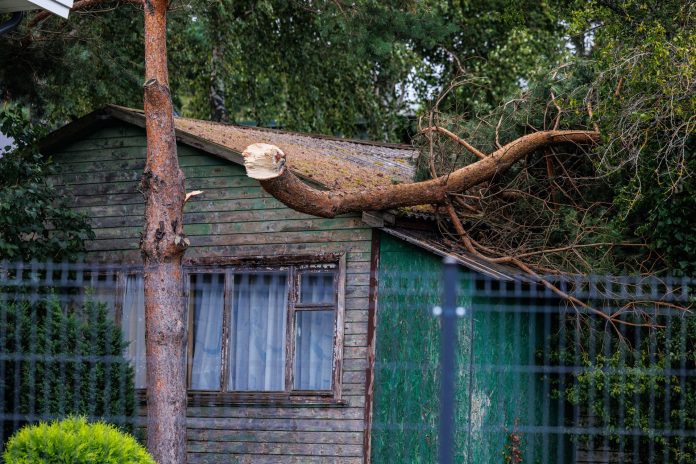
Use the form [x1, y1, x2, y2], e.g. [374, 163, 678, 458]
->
[3, 416, 154, 464]
[0, 7, 144, 122]
[418, 0, 568, 113]
[0, 105, 94, 261]
[551, 315, 696, 462]
[167, 0, 453, 139]
[0, 295, 136, 439]
[574, 0, 696, 275]
[413, 0, 694, 275]
[1, 1, 571, 141]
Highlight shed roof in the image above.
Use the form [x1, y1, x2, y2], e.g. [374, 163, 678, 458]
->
[380, 227, 522, 281]
[41, 105, 418, 191]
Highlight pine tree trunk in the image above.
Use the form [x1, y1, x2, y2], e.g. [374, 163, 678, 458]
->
[208, 2, 228, 123]
[141, 1, 188, 462]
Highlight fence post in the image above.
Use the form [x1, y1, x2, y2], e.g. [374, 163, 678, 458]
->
[439, 256, 458, 464]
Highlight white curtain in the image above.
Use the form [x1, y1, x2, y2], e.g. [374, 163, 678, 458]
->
[190, 273, 225, 390]
[300, 273, 334, 304]
[294, 310, 334, 390]
[228, 273, 287, 391]
[121, 275, 146, 389]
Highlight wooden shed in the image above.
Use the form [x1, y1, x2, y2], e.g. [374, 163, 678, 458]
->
[40, 105, 544, 463]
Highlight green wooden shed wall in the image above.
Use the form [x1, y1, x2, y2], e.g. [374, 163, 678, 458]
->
[371, 234, 557, 463]
[48, 122, 374, 464]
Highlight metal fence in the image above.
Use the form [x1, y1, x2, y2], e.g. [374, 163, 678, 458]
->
[0, 261, 140, 446]
[0, 261, 694, 463]
[371, 263, 695, 464]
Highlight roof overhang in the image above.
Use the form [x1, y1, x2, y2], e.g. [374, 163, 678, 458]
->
[380, 227, 522, 281]
[0, 0, 73, 18]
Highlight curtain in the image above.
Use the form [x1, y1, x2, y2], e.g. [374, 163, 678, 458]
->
[294, 310, 334, 390]
[121, 275, 146, 389]
[300, 272, 334, 304]
[228, 273, 287, 391]
[295, 271, 335, 390]
[190, 273, 225, 390]
[87, 274, 118, 317]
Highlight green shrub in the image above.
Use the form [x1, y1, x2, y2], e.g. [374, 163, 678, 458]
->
[3, 416, 155, 464]
[0, 296, 136, 438]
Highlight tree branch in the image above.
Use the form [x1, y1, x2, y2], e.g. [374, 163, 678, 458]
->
[243, 130, 600, 218]
[421, 126, 487, 160]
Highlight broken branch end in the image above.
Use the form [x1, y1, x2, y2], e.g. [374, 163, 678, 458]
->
[243, 143, 287, 180]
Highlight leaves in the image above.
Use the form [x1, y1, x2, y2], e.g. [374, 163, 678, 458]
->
[0, 105, 94, 261]
[4, 417, 153, 464]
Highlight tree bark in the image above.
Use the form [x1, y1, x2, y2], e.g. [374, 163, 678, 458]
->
[208, 2, 229, 123]
[141, 1, 188, 463]
[209, 42, 229, 122]
[242, 130, 599, 217]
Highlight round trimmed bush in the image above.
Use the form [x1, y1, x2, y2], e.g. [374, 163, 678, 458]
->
[3, 416, 155, 464]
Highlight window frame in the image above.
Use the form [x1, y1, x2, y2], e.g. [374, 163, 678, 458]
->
[181, 254, 346, 405]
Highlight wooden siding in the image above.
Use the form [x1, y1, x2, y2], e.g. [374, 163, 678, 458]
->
[371, 235, 556, 463]
[49, 124, 372, 463]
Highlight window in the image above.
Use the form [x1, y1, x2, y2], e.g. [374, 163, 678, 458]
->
[119, 258, 344, 400]
[121, 274, 146, 389]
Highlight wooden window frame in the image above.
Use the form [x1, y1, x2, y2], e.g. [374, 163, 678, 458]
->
[181, 254, 346, 406]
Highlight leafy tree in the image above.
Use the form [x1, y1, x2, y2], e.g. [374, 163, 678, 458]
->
[554, 315, 696, 462]
[1, 1, 574, 141]
[0, 6, 144, 122]
[0, 105, 94, 261]
[575, 1, 696, 276]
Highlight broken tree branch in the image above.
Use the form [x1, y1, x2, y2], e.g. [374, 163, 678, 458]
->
[443, 202, 653, 332]
[420, 126, 487, 160]
[243, 130, 599, 218]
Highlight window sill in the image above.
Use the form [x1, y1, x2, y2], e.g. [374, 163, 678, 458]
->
[136, 390, 348, 408]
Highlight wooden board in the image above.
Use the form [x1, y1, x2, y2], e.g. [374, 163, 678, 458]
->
[51, 123, 375, 463]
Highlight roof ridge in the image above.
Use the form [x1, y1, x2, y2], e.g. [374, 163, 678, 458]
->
[107, 105, 417, 152]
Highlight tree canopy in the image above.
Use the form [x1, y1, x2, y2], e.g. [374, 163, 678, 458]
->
[1, 0, 568, 139]
[0, 0, 693, 274]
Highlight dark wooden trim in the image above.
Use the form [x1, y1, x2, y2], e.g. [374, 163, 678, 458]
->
[284, 266, 297, 392]
[363, 229, 381, 464]
[136, 390, 349, 407]
[183, 254, 341, 268]
[185, 273, 194, 388]
[221, 270, 232, 391]
[333, 254, 347, 401]
[186, 392, 348, 408]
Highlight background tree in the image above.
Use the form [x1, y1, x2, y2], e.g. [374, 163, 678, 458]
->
[0, 297, 137, 440]
[1, 1, 573, 141]
[0, 105, 94, 261]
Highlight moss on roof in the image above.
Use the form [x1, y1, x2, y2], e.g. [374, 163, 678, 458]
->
[171, 116, 418, 190]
